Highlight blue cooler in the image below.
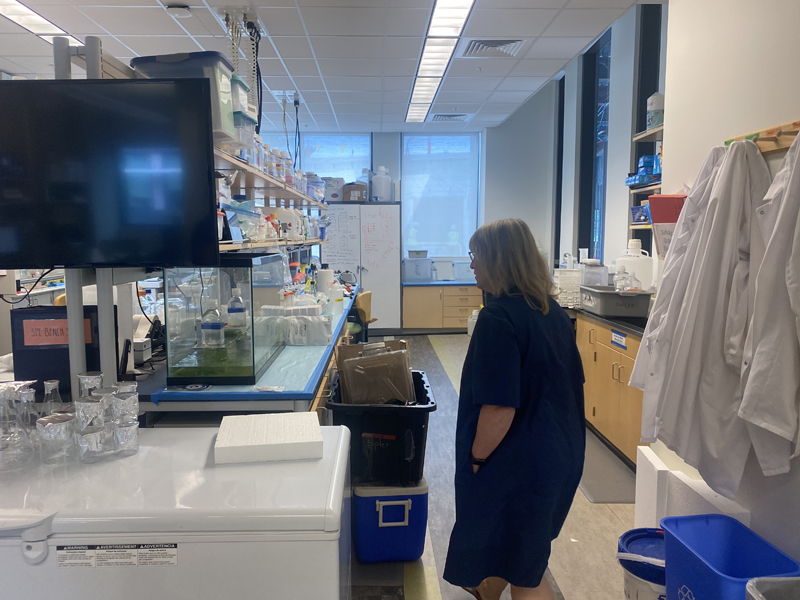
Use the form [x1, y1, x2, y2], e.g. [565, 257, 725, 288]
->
[661, 515, 800, 600]
[353, 479, 428, 563]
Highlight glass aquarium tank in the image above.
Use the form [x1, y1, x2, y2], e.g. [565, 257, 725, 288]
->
[164, 253, 287, 385]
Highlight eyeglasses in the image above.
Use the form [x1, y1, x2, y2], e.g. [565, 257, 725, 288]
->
[468, 251, 475, 261]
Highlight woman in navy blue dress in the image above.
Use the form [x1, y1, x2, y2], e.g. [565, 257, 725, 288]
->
[444, 219, 585, 600]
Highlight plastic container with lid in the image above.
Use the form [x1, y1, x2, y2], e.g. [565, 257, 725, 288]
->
[371, 166, 392, 202]
[452, 260, 475, 282]
[581, 259, 608, 286]
[230, 74, 251, 115]
[402, 259, 433, 283]
[617, 239, 654, 291]
[306, 172, 325, 202]
[232, 111, 257, 150]
[617, 528, 666, 600]
[129, 51, 236, 144]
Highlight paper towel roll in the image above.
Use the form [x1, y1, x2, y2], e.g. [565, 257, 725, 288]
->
[318, 269, 334, 293]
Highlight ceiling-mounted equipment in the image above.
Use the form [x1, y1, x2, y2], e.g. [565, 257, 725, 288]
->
[460, 39, 523, 59]
[432, 114, 469, 122]
[165, 5, 192, 18]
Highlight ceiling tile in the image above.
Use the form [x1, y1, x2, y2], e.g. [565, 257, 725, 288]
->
[334, 103, 381, 113]
[272, 36, 314, 59]
[473, 112, 511, 121]
[382, 114, 405, 123]
[463, 9, 559, 37]
[0, 33, 55, 56]
[543, 8, 625, 36]
[508, 58, 567, 77]
[566, 0, 634, 7]
[343, 123, 379, 132]
[446, 58, 515, 77]
[495, 76, 549, 91]
[257, 7, 306, 36]
[0, 57, 25, 73]
[297, 0, 384, 5]
[382, 103, 410, 114]
[480, 102, 519, 113]
[5, 55, 55, 74]
[258, 58, 289, 76]
[338, 113, 382, 123]
[385, 8, 429, 36]
[324, 76, 384, 91]
[431, 102, 484, 113]
[0, 16, 27, 34]
[387, 0, 431, 7]
[382, 91, 409, 103]
[384, 37, 424, 59]
[69, 0, 161, 5]
[435, 90, 492, 103]
[31, 5, 105, 34]
[301, 7, 384, 36]
[283, 58, 320, 76]
[293, 76, 325, 90]
[297, 90, 330, 103]
[172, 7, 225, 37]
[318, 58, 382, 77]
[384, 59, 417, 77]
[329, 90, 382, 103]
[262, 75, 295, 90]
[309, 36, 384, 59]
[300, 123, 320, 132]
[118, 36, 203, 56]
[475, 0, 568, 7]
[305, 102, 333, 114]
[488, 90, 532, 103]
[313, 121, 341, 130]
[79, 7, 184, 35]
[438, 77, 502, 92]
[383, 76, 413, 90]
[198, 35, 256, 56]
[526, 36, 593, 58]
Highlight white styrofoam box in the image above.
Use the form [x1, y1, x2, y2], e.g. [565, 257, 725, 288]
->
[215, 413, 324, 465]
[322, 177, 345, 202]
[635, 446, 671, 528]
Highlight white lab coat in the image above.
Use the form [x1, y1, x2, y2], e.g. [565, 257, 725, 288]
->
[740, 134, 800, 476]
[631, 147, 727, 441]
[644, 141, 771, 498]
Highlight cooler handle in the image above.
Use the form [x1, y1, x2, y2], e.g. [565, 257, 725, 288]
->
[616, 552, 665, 567]
[376, 500, 412, 528]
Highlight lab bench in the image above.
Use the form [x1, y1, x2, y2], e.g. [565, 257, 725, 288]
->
[402, 283, 483, 330]
[137, 290, 357, 422]
[572, 310, 648, 467]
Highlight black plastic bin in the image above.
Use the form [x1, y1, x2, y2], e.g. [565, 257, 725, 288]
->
[329, 370, 436, 486]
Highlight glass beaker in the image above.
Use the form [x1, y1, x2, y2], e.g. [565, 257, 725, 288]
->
[91, 388, 117, 421]
[111, 392, 139, 425]
[0, 396, 35, 471]
[18, 387, 39, 432]
[113, 381, 138, 394]
[36, 414, 77, 465]
[77, 372, 104, 399]
[74, 397, 105, 463]
[43, 380, 64, 415]
[115, 421, 139, 458]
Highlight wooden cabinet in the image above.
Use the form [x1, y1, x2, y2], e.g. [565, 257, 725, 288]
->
[403, 286, 444, 329]
[403, 285, 482, 329]
[576, 313, 646, 464]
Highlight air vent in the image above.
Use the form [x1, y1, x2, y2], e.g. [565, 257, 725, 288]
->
[432, 114, 469, 122]
[461, 39, 524, 59]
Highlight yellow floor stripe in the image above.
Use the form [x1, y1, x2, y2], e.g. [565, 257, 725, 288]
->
[429, 336, 461, 392]
[404, 564, 444, 600]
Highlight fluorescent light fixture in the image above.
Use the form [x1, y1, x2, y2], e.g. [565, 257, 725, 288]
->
[40, 35, 83, 46]
[0, 0, 64, 34]
[428, 0, 475, 37]
[404, 0, 474, 122]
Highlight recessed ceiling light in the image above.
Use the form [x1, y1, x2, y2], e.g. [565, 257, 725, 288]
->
[0, 0, 64, 35]
[40, 35, 83, 46]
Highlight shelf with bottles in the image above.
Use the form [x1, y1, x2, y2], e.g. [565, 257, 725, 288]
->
[220, 238, 329, 254]
[214, 148, 327, 210]
[632, 125, 664, 143]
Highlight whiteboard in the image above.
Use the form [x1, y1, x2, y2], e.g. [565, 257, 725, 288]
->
[322, 204, 360, 274]
[359, 205, 401, 329]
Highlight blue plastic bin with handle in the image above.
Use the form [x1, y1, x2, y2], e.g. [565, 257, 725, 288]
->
[661, 515, 800, 600]
[617, 528, 666, 600]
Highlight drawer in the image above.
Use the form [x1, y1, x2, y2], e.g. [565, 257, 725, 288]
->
[596, 324, 641, 359]
[444, 295, 482, 308]
[443, 317, 469, 328]
[444, 306, 476, 318]
[443, 285, 481, 297]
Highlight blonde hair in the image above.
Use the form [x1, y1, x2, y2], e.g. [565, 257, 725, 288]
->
[469, 219, 555, 315]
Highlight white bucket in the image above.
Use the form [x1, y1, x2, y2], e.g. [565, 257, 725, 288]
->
[623, 569, 666, 600]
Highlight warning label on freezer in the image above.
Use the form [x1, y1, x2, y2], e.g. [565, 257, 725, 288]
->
[57, 546, 96, 568]
[96, 545, 138, 567]
[137, 544, 178, 567]
[57, 544, 178, 568]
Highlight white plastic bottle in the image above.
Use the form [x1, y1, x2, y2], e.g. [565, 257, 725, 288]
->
[329, 281, 344, 315]
[467, 309, 480, 337]
[201, 299, 225, 348]
[227, 288, 246, 330]
[372, 166, 392, 202]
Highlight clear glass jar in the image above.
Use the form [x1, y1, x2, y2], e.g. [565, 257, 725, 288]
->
[227, 288, 247, 331]
[77, 371, 104, 399]
[113, 381, 138, 393]
[0, 396, 35, 471]
[201, 299, 225, 348]
[43, 380, 64, 415]
[36, 414, 77, 465]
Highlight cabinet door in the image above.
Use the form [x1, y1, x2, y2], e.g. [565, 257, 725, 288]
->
[594, 343, 621, 445]
[617, 354, 645, 463]
[403, 287, 443, 328]
[576, 316, 598, 424]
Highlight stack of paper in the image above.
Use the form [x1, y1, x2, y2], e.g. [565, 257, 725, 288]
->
[214, 412, 324, 465]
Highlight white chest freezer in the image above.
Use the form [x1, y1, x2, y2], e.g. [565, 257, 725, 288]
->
[0, 426, 351, 600]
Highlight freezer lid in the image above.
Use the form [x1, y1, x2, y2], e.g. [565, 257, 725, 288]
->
[0, 426, 350, 537]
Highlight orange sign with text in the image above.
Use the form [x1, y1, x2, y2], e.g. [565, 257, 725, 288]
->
[23, 319, 92, 347]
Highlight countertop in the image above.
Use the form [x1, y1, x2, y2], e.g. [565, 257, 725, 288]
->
[566, 308, 647, 337]
[403, 281, 478, 287]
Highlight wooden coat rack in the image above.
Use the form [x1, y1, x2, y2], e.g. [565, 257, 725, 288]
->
[725, 120, 800, 154]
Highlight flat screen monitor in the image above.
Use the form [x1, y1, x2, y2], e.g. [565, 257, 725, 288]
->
[0, 79, 219, 268]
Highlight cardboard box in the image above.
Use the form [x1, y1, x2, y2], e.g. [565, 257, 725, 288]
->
[336, 339, 408, 372]
[343, 183, 368, 202]
[323, 177, 345, 202]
